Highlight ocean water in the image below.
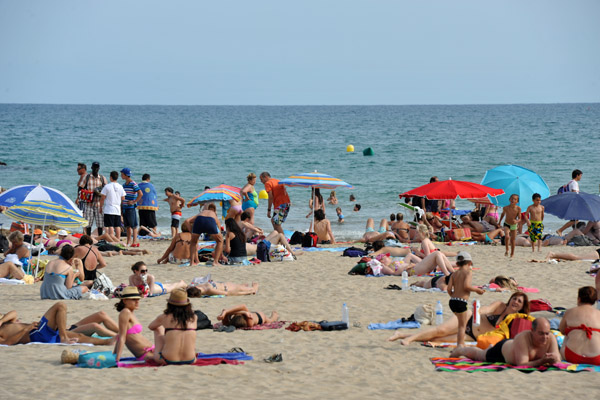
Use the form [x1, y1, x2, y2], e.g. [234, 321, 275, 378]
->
[1, 103, 599, 240]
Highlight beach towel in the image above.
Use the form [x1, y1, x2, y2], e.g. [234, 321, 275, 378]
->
[0, 278, 26, 285]
[430, 357, 600, 373]
[117, 355, 247, 368]
[482, 283, 539, 293]
[367, 319, 421, 330]
[212, 321, 287, 330]
[294, 247, 347, 252]
[1, 342, 94, 348]
[421, 341, 477, 348]
[410, 286, 443, 293]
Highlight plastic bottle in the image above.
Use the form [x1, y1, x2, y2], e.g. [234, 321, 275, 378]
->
[473, 299, 481, 326]
[342, 303, 349, 328]
[435, 301, 444, 325]
[401, 270, 409, 290]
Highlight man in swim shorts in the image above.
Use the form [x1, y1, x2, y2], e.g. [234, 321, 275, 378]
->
[0, 302, 113, 345]
[260, 172, 291, 235]
[451, 318, 560, 367]
[183, 203, 224, 266]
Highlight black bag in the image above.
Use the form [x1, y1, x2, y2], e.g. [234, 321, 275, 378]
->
[195, 310, 212, 330]
[319, 321, 348, 331]
[0, 234, 9, 253]
[302, 232, 318, 247]
[342, 246, 367, 257]
[289, 231, 305, 245]
[257, 241, 271, 262]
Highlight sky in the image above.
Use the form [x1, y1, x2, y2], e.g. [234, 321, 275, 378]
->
[0, 0, 599, 105]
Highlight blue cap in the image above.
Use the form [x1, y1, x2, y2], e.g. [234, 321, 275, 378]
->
[120, 168, 132, 177]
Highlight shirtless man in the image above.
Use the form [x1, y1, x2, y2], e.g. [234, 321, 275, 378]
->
[499, 194, 521, 257]
[164, 187, 185, 237]
[390, 213, 410, 242]
[459, 214, 505, 243]
[450, 318, 560, 367]
[0, 302, 112, 345]
[312, 209, 335, 244]
[183, 203, 224, 266]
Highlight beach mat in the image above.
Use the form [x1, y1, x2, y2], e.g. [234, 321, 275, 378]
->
[367, 319, 420, 330]
[294, 247, 347, 252]
[117, 351, 252, 368]
[430, 357, 600, 373]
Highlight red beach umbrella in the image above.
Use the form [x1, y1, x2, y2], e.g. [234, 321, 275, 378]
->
[399, 179, 504, 200]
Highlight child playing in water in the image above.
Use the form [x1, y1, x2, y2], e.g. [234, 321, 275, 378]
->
[163, 187, 185, 237]
[336, 207, 344, 223]
[525, 193, 545, 253]
[446, 251, 485, 348]
[328, 191, 338, 205]
[499, 194, 521, 258]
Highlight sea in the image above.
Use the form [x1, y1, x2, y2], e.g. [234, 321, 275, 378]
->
[1, 103, 599, 240]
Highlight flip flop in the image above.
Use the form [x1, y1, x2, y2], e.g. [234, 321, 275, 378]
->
[229, 347, 246, 353]
[264, 353, 282, 363]
[216, 325, 236, 333]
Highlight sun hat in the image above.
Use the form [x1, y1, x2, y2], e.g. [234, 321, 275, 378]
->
[57, 230, 68, 236]
[168, 288, 190, 306]
[457, 251, 472, 262]
[120, 286, 141, 299]
[34, 229, 43, 235]
[120, 168, 132, 177]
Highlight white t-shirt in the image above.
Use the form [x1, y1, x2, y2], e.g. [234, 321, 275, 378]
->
[101, 181, 126, 215]
[567, 179, 579, 193]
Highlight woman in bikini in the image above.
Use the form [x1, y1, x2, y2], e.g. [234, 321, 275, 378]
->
[129, 261, 187, 296]
[217, 304, 279, 329]
[390, 213, 410, 242]
[388, 291, 530, 345]
[40, 245, 88, 299]
[187, 280, 259, 297]
[240, 172, 259, 225]
[157, 225, 193, 264]
[73, 235, 106, 284]
[149, 289, 197, 365]
[113, 286, 156, 362]
[306, 188, 326, 218]
[559, 286, 600, 365]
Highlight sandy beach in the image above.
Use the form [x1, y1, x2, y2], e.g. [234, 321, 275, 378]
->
[0, 239, 598, 399]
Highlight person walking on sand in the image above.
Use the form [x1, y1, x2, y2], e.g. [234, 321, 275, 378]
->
[260, 171, 291, 235]
[446, 251, 485, 348]
[525, 193, 545, 253]
[121, 168, 143, 247]
[79, 161, 107, 237]
[499, 194, 521, 258]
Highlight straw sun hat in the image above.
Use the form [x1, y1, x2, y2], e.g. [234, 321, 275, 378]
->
[120, 286, 142, 299]
[168, 288, 190, 306]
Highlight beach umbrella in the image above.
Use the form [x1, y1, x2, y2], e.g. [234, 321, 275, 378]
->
[0, 184, 82, 216]
[4, 200, 89, 276]
[398, 179, 504, 200]
[541, 192, 600, 222]
[279, 171, 353, 227]
[187, 184, 242, 207]
[481, 165, 550, 209]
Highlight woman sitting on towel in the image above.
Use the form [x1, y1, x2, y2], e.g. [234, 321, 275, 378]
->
[129, 261, 187, 296]
[559, 286, 600, 365]
[113, 286, 156, 362]
[187, 281, 259, 297]
[149, 289, 197, 365]
[388, 291, 530, 345]
[224, 218, 248, 264]
[217, 304, 279, 329]
[157, 224, 192, 264]
[40, 245, 88, 300]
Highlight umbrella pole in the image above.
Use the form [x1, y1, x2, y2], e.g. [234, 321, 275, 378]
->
[35, 213, 47, 278]
[28, 224, 35, 275]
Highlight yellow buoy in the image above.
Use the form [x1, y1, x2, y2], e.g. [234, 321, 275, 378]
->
[346, 144, 354, 152]
[258, 190, 269, 200]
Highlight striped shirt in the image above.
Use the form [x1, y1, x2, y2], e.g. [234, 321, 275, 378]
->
[122, 180, 141, 209]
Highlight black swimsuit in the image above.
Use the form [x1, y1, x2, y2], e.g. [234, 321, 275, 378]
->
[465, 313, 503, 340]
[254, 312, 263, 325]
[76, 245, 97, 281]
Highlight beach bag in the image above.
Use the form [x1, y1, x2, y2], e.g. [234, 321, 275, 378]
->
[319, 321, 348, 331]
[289, 231, 304, 245]
[9, 222, 29, 234]
[77, 351, 117, 369]
[557, 183, 571, 195]
[270, 244, 292, 261]
[194, 310, 212, 330]
[510, 318, 533, 338]
[445, 228, 471, 241]
[414, 303, 434, 325]
[92, 271, 115, 296]
[343, 246, 367, 257]
[529, 299, 553, 312]
[257, 241, 271, 262]
[568, 235, 594, 246]
[302, 232, 318, 247]
[348, 262, 370, 275]
[0, 234, 8, 253]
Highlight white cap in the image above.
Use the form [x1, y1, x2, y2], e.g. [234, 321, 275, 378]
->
[57, 230, 68, 236]
[457, 251, 472, 262]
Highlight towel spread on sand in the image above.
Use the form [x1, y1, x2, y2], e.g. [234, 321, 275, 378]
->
[483, 283, 539, 293]
[117, 356, 247, 368]
[0, 342, 94, 347]
[294, 247, 347, 252]
[430, 357, 600, 373]
[367, 319, 421, 330]
[0, 278, 26, 285]
[212, 321, 287, 330]
[410, 286, 444, 293]
[421, 342, 477, 348]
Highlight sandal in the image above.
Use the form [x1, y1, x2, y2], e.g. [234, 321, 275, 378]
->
[264, 353, 283, 363]
[229, 347, 246, 353]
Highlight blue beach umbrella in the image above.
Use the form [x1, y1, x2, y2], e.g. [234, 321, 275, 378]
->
[0, 184, 82, 216]
[541, 192, 600, 222]
[481, 165, 550, 209]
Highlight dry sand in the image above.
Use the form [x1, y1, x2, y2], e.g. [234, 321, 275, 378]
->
[0, 239, 598, 399]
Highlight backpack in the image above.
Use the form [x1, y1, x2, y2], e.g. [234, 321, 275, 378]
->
[0, 234, 8, 253]
[342, 246, 367, 257]
[194, 310, 212, 330]
[289, 231, 305, 245]
[257, 241, 271, 262]
[557, 180, 572, 195]
[302, 232, 318, 247]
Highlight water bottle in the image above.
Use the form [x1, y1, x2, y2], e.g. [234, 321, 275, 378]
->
[401, 270, 409, 290]
[342, 303, 349, 328]
[435, 301, 444, 325]
[473, 299, 481, 326]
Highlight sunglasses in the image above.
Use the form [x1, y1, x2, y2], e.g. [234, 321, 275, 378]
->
[140, 269, 148, 273]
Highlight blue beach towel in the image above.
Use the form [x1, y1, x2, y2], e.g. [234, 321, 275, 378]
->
[367, 319, 421, 330]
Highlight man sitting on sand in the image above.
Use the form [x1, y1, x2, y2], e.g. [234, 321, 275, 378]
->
[0, 302, 113, 345]
[450, 318, 560, 367]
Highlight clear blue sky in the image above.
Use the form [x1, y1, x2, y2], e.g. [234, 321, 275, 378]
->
[1, 0, 598, 105]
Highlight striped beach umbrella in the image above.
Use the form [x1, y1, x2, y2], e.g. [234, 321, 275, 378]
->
[0, 184, 82, 215]
[5, 200, 89, 229]
[279, 172, 353, 189]
[187, 184, 242, 207]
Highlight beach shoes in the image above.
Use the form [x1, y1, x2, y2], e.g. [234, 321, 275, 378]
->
[384, 284, 402, 290]
[131, 243, 140, 247]
[249, 257, 261, 264]
[264, 353, 283, 363]
[229, 347, 246, 354]
[216, 325, 236, 333]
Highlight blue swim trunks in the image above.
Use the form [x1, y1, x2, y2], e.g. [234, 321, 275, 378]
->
[29, 316, 60, 343]
[192, 216, 220, 235]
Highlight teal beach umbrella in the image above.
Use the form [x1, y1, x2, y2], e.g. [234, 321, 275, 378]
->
[481, 165, 550, 209]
